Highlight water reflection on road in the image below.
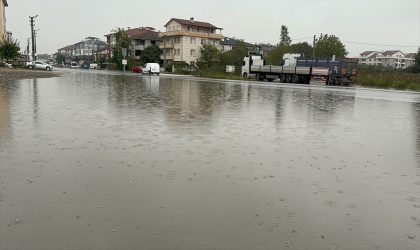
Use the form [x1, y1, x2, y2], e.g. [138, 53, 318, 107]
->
[0, 72, 419, 250]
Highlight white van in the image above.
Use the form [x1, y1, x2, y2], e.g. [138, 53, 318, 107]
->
[71, 62, 78, 69]
[143, 63, 160, 75]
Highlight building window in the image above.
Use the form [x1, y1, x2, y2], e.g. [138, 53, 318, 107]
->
[201, 39, 206, 44]
[177, 25, 181, 30]
[190, 50, 195, 56]
[188, 27, 192, 31]
[177, 49, 180, 55]
[210, 40, 215, 45]
[168, 27, 172, 31]
[196, 28, 199, 32]
[191, 38, 195, 44]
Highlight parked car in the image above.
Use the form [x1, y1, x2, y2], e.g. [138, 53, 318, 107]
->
[29, 61, 53, 71]
[25, 61, 33, 68]
[71, 62, 78, 68]
[58, 64, 64, 68]
[0, 61, 13, 68]
[131, 66, 143, 73]
[142, 63, 160, 75]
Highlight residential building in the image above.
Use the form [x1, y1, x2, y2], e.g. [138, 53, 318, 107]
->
[37, 54, 51, 62]
[0, 0, 8, 40]
[105, 27, 162, 61]
[159, 17, 223, 65]
[220, 37, 260, 52]
[358, 50, 415, 69]
[74, 37, 106, 58]
[57, 45, 75, 64]
[129, 27, 162, 61]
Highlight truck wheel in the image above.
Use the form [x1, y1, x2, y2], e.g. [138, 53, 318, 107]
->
[292, 75, 300, 83]
[256, 73, 261, 81]
[286, 74, 292, 83]
[328, 76, 336, 85]
[280, 74, 286, 83]
[243, 72, 248, 78]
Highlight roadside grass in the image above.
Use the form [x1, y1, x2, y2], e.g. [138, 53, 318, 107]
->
[354, 71, 420, 91]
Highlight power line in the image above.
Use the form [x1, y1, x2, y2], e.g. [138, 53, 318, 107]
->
[341, 40, 419, 48]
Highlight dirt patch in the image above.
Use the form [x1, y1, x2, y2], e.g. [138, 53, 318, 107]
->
[0, 67, 66, 86]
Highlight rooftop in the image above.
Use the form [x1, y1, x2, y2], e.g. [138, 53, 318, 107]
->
[165, 17, 222, 30]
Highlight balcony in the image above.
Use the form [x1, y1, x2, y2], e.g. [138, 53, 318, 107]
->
[159, 43, 175, 49]
[160, 31, 223, 39]
[160, 55, 174, 60]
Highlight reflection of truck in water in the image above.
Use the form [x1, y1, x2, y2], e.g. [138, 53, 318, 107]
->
[242, 53, 358, 85]
[242, 52, 330, 84]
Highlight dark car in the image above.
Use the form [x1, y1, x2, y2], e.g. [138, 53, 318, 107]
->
[131, 66, 143, 73]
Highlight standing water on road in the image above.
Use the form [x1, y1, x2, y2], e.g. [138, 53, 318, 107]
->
[1, 72, 419, 250]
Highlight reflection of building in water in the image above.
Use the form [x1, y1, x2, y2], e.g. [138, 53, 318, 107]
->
[0, 85, 11, 145]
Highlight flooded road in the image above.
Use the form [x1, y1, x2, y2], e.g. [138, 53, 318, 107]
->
[1, 72, 419, 250]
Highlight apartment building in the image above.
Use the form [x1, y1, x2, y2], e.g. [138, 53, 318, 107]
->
[105, 27, 162, 61]
[74, 37, 106, 57]
[220, 37, 260, 52]
[359, 50, 415, 69]
[159, 17, 223, 65]
[0, 0, 8, 40]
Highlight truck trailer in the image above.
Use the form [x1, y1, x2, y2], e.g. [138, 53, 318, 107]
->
[296, 57, 358, 85]
[242, 53, 330, 84]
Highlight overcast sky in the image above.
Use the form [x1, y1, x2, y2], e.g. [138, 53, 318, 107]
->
[5, 0, 420, 57]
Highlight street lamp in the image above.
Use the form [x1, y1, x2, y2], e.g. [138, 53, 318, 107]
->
[158, 30, 166, 72]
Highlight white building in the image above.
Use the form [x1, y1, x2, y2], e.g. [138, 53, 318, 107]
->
[0, 0, 8, 40]
[358, 50, 416, 69]
[159, 17, 223, 65]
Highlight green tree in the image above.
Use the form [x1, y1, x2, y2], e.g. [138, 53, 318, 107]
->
[219, 40, 249, 75]
[56, 53, 65, 64]
[0, 35, 20, 62]
[110, 28, 132, 70]
[265, 44, 291, 65]
[315, 34, 348, 58]
[139, 45, 162, 64]
[197, 43, 219, 68]
[290, 42, 313, 57]
[414, 47, 420, 68]
[279, 25, 292, 46]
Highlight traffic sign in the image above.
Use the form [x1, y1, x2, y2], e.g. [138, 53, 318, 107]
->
[122, 60, 127, 65]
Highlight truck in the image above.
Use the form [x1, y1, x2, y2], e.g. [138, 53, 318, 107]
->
[242, 52, 330, 84]
[296, 56, 358, 85]
[242, 53, 359, 85]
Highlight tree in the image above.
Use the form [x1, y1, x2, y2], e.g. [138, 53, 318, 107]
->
[219, 40, 249, 75]
[139, 45, 162, 64]
[110, 28, 132, 69]
[0, 35, 20, 62]
[279, 25, 292, 46]
[265, 44, 291, 65]
[315, 34, 348, 58]
[197, 43, 219, 68]
[415, 47, 420, 68]
[56, 53, 65, 64]
[290, 42, 313, 57]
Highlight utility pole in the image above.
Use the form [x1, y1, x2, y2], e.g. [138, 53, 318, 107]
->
[312, 35, 316, 58]
[29, 15, 38, 61]
[27, 38, 30, 61]
[34, 29, 39, 60]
